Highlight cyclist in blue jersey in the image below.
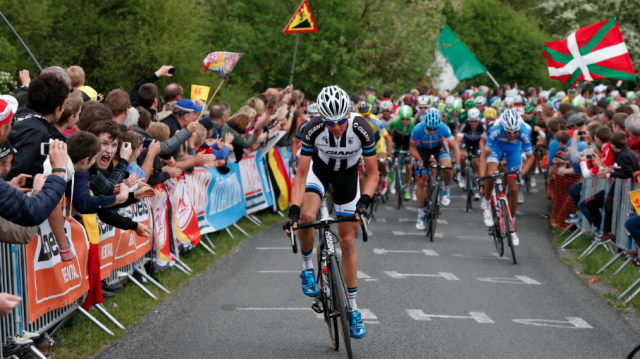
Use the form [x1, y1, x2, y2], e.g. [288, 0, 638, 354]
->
[409, 109, 460, 230]
[478, 108, 535, 246]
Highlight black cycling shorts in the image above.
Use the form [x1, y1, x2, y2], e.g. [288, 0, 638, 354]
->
[460, 138, 481, 157]
[305, 160, 359, 218]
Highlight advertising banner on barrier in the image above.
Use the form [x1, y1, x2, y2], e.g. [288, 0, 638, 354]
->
[166, 176, 201, 253]
[114, 199, 153, 269]
[25, 218, 89, 323]
[267, 147, 293, 212]
[186, 168, 215, 234]
[152, 183, 175, 272]
[239, 152, 268, 213]
[97, 215, 121, 280]
[204, 163, 247, 231]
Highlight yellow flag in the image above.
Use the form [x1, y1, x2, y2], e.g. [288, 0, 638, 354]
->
[191, 85, 211, 101]
[630, 190, 640, 215]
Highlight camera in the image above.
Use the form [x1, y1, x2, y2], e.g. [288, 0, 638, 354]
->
[578, 131, 586, 136]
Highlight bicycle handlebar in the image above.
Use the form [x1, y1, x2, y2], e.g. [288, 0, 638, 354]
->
[478, 170, 519, 181]
[288, 215, 369, 254]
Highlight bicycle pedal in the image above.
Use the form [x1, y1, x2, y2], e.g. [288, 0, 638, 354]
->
[311, 300, 323, 314]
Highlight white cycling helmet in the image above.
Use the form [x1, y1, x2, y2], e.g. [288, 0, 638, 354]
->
[380, 100, 393, 111]
[514, 95, 523, 104]
[501, 108, 521, 132]
[515, 106, 525, 116]
[474, 96, 486, 106]
[504, 97, 515, 107]
[467, 108, 481, 120]
[417, 95, 432, 107]
[555, 91, 566, 101]
[317, 85, 351, 122]
[445, 95, 455, 106]
[307, 103, 319, 115]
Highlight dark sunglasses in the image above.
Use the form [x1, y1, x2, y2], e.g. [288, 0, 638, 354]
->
[426, 127, 438, 131]
[325, 118, 348, 126]
[525, 112, 534, 115]
[505, 130, 519, 134]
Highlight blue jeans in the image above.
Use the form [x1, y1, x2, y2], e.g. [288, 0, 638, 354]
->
[569, 183, 582, 211]
[577, 199, 593, 227]
[625, 215, 640, 248]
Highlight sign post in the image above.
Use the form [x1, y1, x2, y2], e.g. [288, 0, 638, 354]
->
[283, 0, 318, 85]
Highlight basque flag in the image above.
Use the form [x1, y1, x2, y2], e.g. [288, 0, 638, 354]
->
[542, 17, 636, 88]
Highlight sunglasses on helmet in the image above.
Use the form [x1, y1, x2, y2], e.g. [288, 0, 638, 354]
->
[325, 118, 348, 126]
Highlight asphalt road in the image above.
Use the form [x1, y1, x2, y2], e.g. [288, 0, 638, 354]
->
[97, 175, 638, 359]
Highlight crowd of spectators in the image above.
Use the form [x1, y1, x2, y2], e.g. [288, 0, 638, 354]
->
[0, 64, 305, 352]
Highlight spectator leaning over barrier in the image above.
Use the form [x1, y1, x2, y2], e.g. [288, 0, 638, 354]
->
[105, 89, 130, 125]
[7, 72, 70, 180]
[121, 132, 146, 179]
[223, 113, 254, 162]
[198, 116, 232, 160]
[589, 132, 638, 244]
[144, 122, 181, 185]
[626, 114, 640, 155]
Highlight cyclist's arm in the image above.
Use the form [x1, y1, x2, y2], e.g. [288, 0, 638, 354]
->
[479, 147, 492, 178]
[522, 154, 535, 176]
[362, 155, 379, 198]
[448, 137, 460, 165]
[291, 155, 311, 206]
[409, 142, 421, 164]
[384, 133, 393, 157]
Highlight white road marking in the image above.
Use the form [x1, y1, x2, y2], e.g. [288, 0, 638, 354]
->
[513, 317, 592, 329]
[384, 271, 459, 280]
[258, 271, 298, 273]
[516, 211, 523, 216]
[385, 206, 395, 210]
[407, 310, 494, 323]
[315, 308, 379, 323]
[530, 188, 539, 193]
[376, 218, 387, 223]
[477, 276, 541, 285]
[450, 253, 510, 261]
[406, 207, 417, 212]
[357, 271, 373, 279]
[392, 231, 442, 238]
[398, 218, 412, 222]
[238, 307, 310, 311]
[374, 248, 438, 256]
[437, 219, 448, 224]
[455, 236, 492, 241]
[255, 247, 291, 250]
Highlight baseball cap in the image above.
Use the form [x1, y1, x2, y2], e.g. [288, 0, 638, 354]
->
[199, 116, 220, 132]
[175, 99, 203, 113]
[0, 140, 16, 160]
[366, 86, 376, 92]
[78, 86, 98, 102]
[0, 95, 18, 127]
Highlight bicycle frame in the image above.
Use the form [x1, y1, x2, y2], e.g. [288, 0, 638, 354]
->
[485, 172, 517, 236]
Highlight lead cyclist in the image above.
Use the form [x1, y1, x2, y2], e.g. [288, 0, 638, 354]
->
[284, 85, 379, 339]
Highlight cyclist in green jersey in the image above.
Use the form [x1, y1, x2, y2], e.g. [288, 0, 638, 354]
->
[388, 105, 415, 200]
[446, 99, 466, 134]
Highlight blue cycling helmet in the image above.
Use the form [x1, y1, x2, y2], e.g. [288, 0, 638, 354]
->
[420, 108, 441, 127]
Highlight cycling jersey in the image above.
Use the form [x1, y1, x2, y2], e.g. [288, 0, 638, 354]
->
[410, 122, 454, 149]
[368, 114, 389, 138]
[485, 122, 533, 171]
[300, 113, 376, 171]
[457, 121, 486, 142]
[388, 117, 416, 151]
[446, 108, 467, 125]
[378, 114, 396, 128]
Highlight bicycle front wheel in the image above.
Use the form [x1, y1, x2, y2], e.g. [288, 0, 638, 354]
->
[492, 201, 504, 256]
[395, 166, 403, 209]
[317, 247, 339, 350]
[429, 186, 439, 242]
[502, 203, 517, 264]
[330, 256, 353, 359]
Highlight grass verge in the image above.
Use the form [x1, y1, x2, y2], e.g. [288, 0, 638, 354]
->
[554, 229, 640, 314]
[50, 210, 286, 359]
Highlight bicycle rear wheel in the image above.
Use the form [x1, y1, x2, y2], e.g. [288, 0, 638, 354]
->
[395, 166, 403, 210]
[317, 247, 339, 350]
[465, 172, 472, 212]
[330, 256, 353, 359]
[502, 202, 517, 264]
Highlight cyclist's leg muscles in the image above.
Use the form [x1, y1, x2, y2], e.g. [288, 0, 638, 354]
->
[301, 165, 325, 252]
[484, 146, 503, 201]
[332, 168, 360, 301]
[460, 139, 469, 172]
[505, 147, 522, 216]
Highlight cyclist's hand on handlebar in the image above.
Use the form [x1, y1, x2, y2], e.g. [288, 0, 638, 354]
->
[284, 205, 300, 235]
[386, 155, 392, 165]
[355, 206, 371, 225]
[355, 195, 372, 225]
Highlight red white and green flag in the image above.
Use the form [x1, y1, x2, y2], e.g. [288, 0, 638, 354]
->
[543, 17, 636, 88]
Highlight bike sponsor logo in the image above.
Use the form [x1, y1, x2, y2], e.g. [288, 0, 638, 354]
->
[325, 232, 335, 253]
[325, 150, 357, 156]
[61, 264, 79, 283]
[132, 200, 149, 222]
[347, 137, 354, 145]
[98, 220, 115, 238]
[354, 123, 370, 142]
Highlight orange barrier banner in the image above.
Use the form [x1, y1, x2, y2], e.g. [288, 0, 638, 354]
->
[152, 183, 174, 272]
[166, 176, 201, 253]
[113, 199, 153, 269]
[25, 218, 89, 323]
[96, 215, 121, 280]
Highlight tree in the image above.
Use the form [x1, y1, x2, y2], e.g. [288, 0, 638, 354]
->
[442, 0, 555, 90]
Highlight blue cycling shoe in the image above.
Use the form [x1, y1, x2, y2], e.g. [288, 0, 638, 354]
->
[300, 269, 320, 297]
[349, 310, 367, 339]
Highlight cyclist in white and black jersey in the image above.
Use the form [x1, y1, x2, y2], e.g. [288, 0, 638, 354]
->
[456, 108, 485, 195]
[285, 85, 378, 339]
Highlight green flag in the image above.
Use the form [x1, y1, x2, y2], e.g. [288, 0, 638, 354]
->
[429, 25, 486, 90]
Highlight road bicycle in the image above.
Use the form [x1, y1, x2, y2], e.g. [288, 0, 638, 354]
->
[392, 150, 411, 210]
[462, 153, 479, 212]
[416, 160, 452, 242]
[479, 170, 521, 264]
[360, 159, 384, 216]
[288, 214, 369, 359]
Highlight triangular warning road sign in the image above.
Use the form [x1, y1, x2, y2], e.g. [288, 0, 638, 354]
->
[283, 0, 318, 34]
